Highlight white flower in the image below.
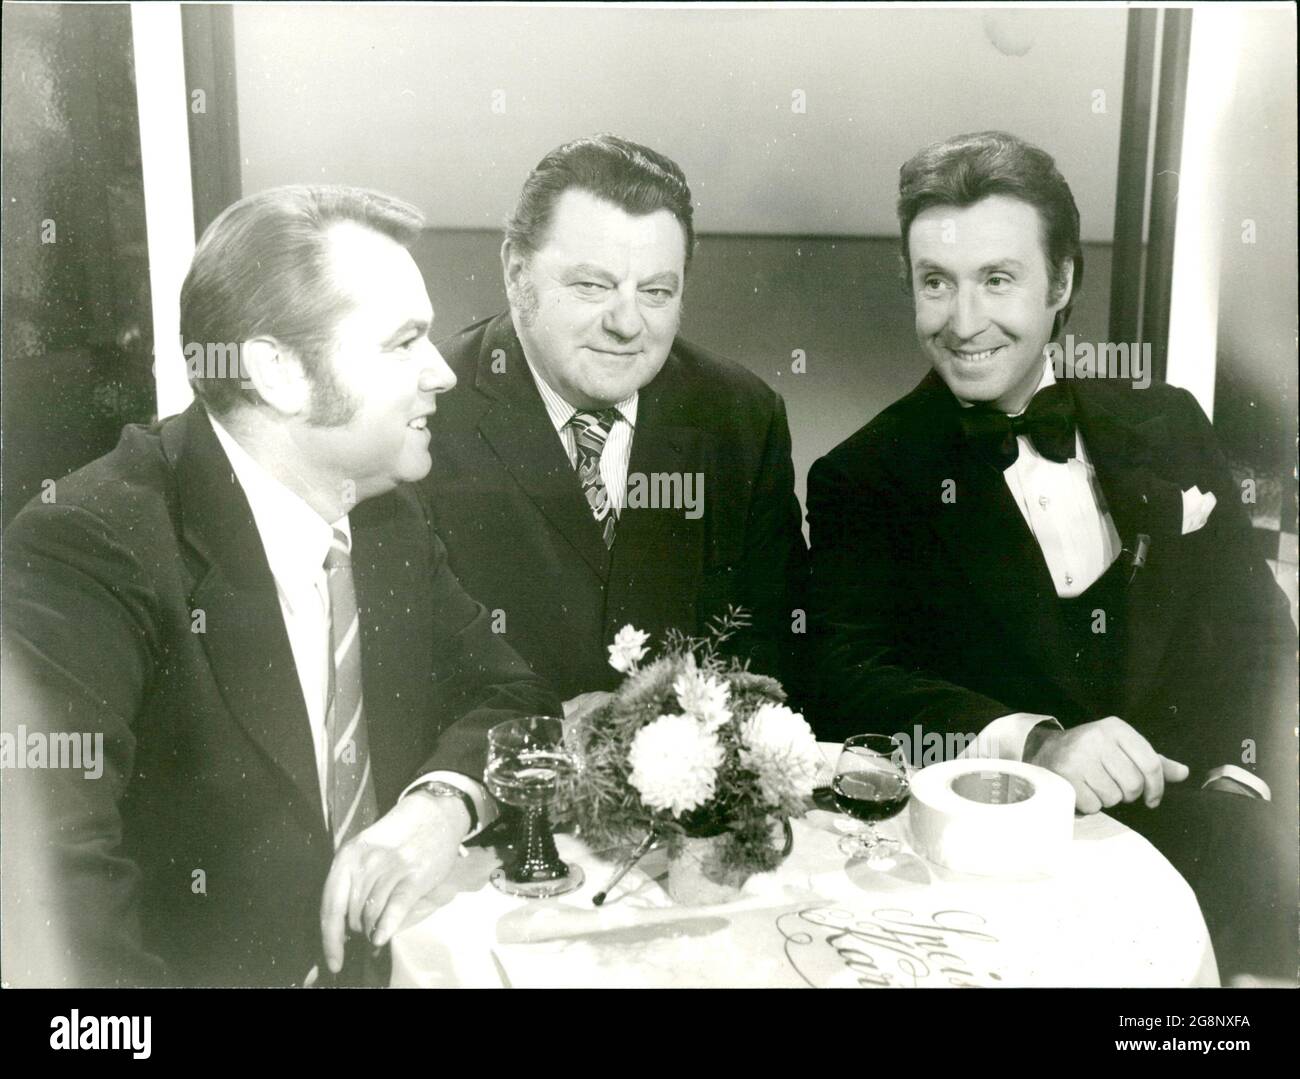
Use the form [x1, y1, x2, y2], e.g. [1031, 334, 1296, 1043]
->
[608, 625, 650, 674]
[740, 703, 823, 805]
[627, 713, 725, 816]
[673, 657, 733, 732]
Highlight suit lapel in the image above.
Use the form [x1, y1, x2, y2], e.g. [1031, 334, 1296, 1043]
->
[609, 356, 704, 623]
[349, 493, 429, 809]
[1071, 386, 1188, 711]
[472, 317, 611, 580]
[170, 404, 325, 833]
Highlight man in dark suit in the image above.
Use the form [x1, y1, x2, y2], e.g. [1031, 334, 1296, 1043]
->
[807, 132, 1297, 980]
[422, 135, 808, 714]
[1, 185, 560, 987]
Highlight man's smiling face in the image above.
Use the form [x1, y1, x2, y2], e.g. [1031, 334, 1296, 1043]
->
[295, 222, 456, 503]
[908, 194, 1072, 413]
[504, 187, 685, 409]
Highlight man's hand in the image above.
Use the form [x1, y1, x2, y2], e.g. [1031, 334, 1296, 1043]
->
[1026, 715, 1190, 814]
[319, 792, 469, 973]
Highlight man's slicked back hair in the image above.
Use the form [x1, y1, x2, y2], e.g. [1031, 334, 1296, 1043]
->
[505, 134, 696, 268]
[180, 184, 425, 415]
[897, 131, 1083, 337]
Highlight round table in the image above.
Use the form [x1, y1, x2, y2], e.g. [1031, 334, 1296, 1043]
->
[392, 755, 1217, 988]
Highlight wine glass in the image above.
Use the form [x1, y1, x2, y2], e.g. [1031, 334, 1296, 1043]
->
[484, 716, 585, 898]
[831, 734, 911, 865]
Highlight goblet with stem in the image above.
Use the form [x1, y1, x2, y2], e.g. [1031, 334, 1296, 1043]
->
[484, 716, 584, 898]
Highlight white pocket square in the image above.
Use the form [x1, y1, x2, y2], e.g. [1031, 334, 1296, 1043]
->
[1181, 485, 1216, 535]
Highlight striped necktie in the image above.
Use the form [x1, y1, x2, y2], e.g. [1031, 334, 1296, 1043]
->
[324, 527, 378, 848]
[568, 409, 621, 549]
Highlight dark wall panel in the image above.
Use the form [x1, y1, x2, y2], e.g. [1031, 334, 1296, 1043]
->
[1, 3, 155, 527]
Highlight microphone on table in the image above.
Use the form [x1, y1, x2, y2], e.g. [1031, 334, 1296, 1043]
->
[592, 830, 659, 907]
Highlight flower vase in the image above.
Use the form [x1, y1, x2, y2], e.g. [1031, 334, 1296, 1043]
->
[665, 833, 748, 905]
[664, 819, 794, 905]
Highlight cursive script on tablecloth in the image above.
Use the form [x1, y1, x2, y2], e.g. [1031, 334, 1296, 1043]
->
[775, 906, 1005, 988]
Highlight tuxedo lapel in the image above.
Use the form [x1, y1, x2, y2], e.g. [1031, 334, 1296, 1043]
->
[1071, 386, 1189, 711]
[923, 380, 1093, 716]
[169, 404, 324, 833]
[472, 317, 610, 580]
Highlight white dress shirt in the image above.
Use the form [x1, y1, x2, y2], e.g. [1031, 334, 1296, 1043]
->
[1001, 362, 1123, 599]
[525, 358, 639, 512]
[957, 361, 1267, 799]
[209, 416, 493, 835]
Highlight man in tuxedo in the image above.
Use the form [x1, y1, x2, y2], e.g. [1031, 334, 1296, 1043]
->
[807, 132, 1297, 980]
[422, 135, 808, 715]
[1, 185, 561, 986]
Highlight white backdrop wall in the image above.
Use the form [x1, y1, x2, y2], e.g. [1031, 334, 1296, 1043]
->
[232, 5, 1126, 240]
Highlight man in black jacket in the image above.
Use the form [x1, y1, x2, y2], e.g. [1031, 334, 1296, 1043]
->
[1, 185, 560, 986]
[422, 135, 808, 714]
[807, 132, 1296, 980]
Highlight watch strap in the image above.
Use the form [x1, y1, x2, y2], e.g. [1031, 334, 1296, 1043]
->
[410, 779, 478, 834]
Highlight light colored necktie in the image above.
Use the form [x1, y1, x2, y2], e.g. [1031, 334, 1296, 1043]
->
[568, 409, 621, 549]
[324, 527, 378, 848]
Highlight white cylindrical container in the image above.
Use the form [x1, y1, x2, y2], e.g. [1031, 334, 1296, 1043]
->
[908, 759, 1075, 877]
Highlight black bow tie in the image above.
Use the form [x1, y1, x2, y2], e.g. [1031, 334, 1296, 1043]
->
[959, 383, 1077, 469]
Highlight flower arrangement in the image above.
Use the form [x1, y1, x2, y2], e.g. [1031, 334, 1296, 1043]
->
[565, 611, 822, 881]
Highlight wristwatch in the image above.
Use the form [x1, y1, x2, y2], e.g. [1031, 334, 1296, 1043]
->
[408, 779, 478, 834]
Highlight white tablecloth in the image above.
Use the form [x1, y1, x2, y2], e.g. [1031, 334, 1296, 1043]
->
[393, 752, 1218, 988]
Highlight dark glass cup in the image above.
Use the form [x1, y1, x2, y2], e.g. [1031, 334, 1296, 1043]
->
[832, 734, 911, 864]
